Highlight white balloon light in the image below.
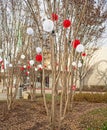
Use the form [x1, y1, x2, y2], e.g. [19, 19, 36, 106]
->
[72, 61, 76, 66]
[29, 60, 34, 65]
[78, 61, 82, 68]
[43, 19, 54, 32]
[21, 54, 25, 59]
[37, 64, 42, 69]
[9, 64, 13, 67]
[27, 77, 30, 80]
[48, 65, 51, 70]
[0, 57, 2, 62]
[23, 65, 26, 68]
[27, 27, 34, 35]
[36, 47, 42, 53]
[35, 67, 38, 71]
[0, 49, 3, 53]
[76, 44, 85, 53]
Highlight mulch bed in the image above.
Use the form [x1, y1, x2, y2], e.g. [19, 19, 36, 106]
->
[0, 100, 107, 130]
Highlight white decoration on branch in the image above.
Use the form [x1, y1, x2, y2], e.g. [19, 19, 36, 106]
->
[43, 19, 54, 32]
[78, 61, 82, 68]
[23, 65, 26, 68]
[72, 61, 76, 66]
[0, 57, 2, 62]
[37, 64, 42, 69]
[21, 54, 25, 59]
[35, 68, 38, 71]
[0, 49, 3, 53]
[76, 44, 85, 53]
[9, 64, 13, 67]
[29, 60, 34, 65]
[27, 27, 34, 35]
[36, 47, 42, 53]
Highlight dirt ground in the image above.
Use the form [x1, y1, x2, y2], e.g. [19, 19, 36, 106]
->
[0, 99, 107, 130]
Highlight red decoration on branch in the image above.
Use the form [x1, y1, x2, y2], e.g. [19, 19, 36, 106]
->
[20, 67, 24, 71]
[35, 54, 42, 62]
[52, 13, 58, 21]
[27, 65, 31, 70]
[72, 39, 80, 49]
[72, 85, 76, 91]
[25, 72, 29, 76]
[63, 19, 71, 28]
[82, 52, 86, 57]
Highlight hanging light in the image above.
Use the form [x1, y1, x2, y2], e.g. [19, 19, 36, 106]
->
[26, 27, 34, 35]
[76, 44, 85, 53]
[78, 61, 82, 68]
[63, 19, 71, 28]
[36, 47, 42, 53]
[35, 54, 42, 62]
[29, 60, 34, 66]
[72, 39, 80, 49]
[21, 54, 25, 59]
[43, 19, 54, 32]
[72, 61, 76, 66]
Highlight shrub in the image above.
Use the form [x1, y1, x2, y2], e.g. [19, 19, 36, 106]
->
[101, 122, 107, 130]
[74, 92, 107, 103]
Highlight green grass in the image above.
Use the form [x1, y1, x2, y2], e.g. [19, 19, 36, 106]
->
[80, 108, 107, 130]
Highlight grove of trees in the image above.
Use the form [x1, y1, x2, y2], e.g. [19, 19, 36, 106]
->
[0, 0, 107, 129]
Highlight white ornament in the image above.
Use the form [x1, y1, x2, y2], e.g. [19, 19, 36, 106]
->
[35, 67, 38, 71]
[27, 77, 30, 80]
[78, 61, 82, 68]
[0, 49, 3, 53]
[21, 54, 25, 59]
[23, 65, 26, 68]
[0, 57, 2, 62]
[76, 44, 85, 53]
[27, 27, 34, 35]
[36, 47, 42, 53]
[9, 64, 12, 67]
[43, 19, 54, 32]
[48, 65, 51, 69]
[29, 60, 34, 65]
[72, 61, 76, 66]
[37, 64, 42, 68]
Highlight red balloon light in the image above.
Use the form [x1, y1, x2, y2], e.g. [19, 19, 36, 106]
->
[20, 67, 24, 71]
[72, 85, 76, 91]
[82, 52, 86, 57]
[27, 65, 31, 70]
[52, 13, 58, 21]
[72, 39, 80, 49]
[63, 19, 71, 28]
[35, 54, 42, 62]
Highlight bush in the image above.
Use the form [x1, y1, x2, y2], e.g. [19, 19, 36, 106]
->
[101, 122, 107, 130]
[74, 92, 107, 103]
[82, 85, 107, 92]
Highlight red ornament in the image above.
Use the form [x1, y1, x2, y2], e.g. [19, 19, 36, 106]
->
[1, 64, 4, 69]
[72, 85, 76, 91]
[52, 13, 58, 21]
[44, 65, 47, 68]
[82, 52, 86, 57]
[73, 66, 77, 70]
[38, 68, 42, 71]
[0, 60, 3, 64]
[63, 19, 71, 28]
[20, 67, 24, 71]
[72, 39, 80, 49]
[25, 72, 29, 76]
[35, 54, 42, 62]
[27, 65, 31, 70]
